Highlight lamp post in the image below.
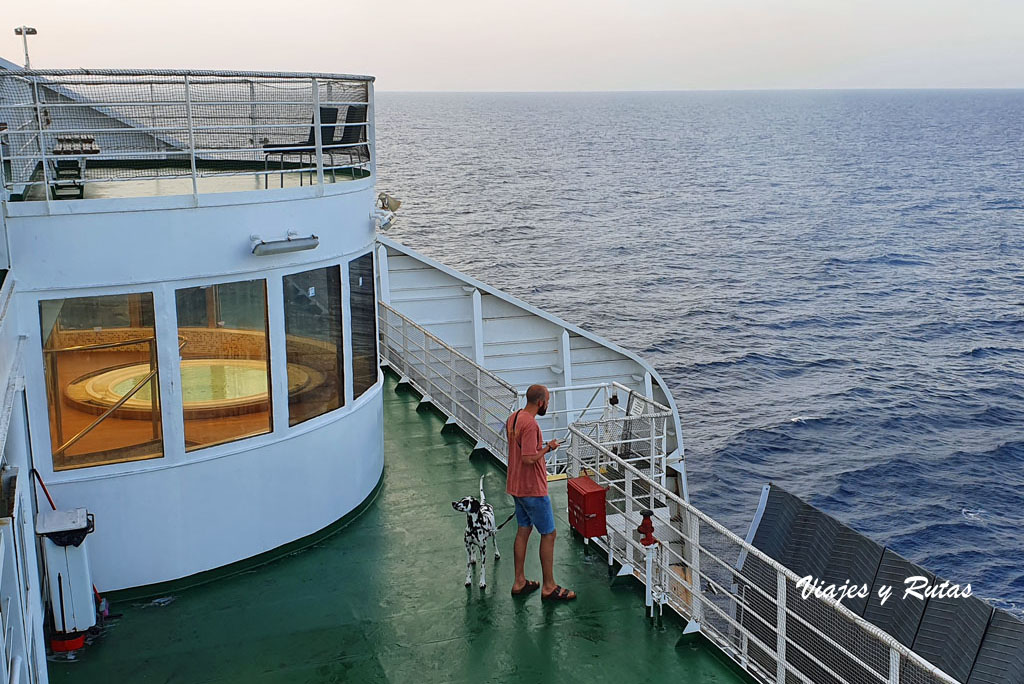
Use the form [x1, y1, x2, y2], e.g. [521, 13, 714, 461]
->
[14, 26, 37, 69]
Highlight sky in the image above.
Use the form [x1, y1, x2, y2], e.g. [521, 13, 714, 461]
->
[2, 0, 1023, 91]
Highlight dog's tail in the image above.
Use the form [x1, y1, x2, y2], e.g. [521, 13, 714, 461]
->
[479, 473, 486, 504]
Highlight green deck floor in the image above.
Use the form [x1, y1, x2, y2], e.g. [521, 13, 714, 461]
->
[50, 374, 749, 683]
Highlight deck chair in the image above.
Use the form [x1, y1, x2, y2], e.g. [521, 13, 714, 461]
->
[323, 105, 368, 175]
[263, 107, 339, 187]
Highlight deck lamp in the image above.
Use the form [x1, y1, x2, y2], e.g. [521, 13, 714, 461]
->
[372, 192, 401, 230]
[250, 232, 319, 256]
[14, 26, 37, 69]
[370, 208, 396, 231]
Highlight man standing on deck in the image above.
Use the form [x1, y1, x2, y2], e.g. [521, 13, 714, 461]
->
[506, 384, 577, 601]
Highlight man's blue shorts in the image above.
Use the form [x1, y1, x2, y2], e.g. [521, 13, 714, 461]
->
[513, 495, 556, 535]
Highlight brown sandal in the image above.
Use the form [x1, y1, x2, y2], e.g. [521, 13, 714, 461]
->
[542, 585, 577, 601]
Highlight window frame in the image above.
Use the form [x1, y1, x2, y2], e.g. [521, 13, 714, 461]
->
[281, 264, 347, 427]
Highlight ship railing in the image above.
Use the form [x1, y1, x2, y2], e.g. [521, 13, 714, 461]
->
[378, 302, 672, 479]
[0, 468, 34, 684]
[566, 428, 959, 684]
[523, 382, 671, 481]
[0, 69, 373, 202]
[378, 302, 519, 461]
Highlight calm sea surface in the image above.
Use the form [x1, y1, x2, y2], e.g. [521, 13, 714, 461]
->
[375, 91, 1024, 614]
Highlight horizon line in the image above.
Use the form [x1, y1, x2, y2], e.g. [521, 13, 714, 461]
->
[376, 86, 1024, 94]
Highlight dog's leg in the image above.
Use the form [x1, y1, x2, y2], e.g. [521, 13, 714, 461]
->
[479, 541, 487, 588]
[465, 544, 474, 587]
[492, 532, 501, 561]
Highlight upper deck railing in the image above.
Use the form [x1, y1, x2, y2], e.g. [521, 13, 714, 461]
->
[0, 69, 373, 202]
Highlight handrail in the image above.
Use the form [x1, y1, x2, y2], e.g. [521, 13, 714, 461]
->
[17, 68, 374, 81]
[47, 336, 184, 457]
[0, 69, 373, 200]
[378, 302, 518, 460]
[43, 334, 187, 354]
[380, 302, 515, 395]
[53, 368, 157, 457]
[43, 335, 156, 354]
[567, 427, 959, 684]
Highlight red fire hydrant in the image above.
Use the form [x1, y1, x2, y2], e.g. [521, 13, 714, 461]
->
[637, 509, 657, 547]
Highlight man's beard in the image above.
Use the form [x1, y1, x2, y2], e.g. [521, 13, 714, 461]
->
[537, 404, 547, 416]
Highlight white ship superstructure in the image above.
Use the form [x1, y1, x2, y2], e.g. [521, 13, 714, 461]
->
[1, 68, 386, 594]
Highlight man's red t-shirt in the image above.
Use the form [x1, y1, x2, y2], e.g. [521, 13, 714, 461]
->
[505, 410, 548, 497]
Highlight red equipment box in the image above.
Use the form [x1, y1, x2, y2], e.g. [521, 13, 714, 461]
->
[568, 475, 607, 538]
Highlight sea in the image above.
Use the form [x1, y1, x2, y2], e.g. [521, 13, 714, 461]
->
[374, 90, 1024, 615]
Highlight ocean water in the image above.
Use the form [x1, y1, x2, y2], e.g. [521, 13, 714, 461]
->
[374, 90, 1024, 614]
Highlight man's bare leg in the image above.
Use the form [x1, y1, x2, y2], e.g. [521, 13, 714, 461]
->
[540, 531, 577, 599]
[512, 525, 532, 591]
[540, 530, 557, 593]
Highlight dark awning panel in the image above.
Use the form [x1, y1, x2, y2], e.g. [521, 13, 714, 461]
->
[862, 549, 934, 647]
[743, 484, 1024, 684]
[968, 609, 1024, 684]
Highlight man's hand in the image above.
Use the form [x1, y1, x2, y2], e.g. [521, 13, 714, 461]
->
[523, 440, 562, 465]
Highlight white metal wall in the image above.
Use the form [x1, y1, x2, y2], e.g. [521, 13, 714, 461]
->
[377, 236, 684, 461]
[7, 175, 384, 590]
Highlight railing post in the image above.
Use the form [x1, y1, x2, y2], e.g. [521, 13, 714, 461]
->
[889, 647, 900, 684]
[625, 470, 635, 566]
[311, 78, 325, 191]
[49, 353, 64, 446]
[401, 316, 409, 377]
[248, 80, 257, 155]
[448, 347, 456, 414]
[776, 571, 787, 684]
[688, 511, 703, 623]
[650, 416, 658, 483]
[184, 74, 199, 203]
[568, 432, 580, 478]
[367, 80, 376, 178]
[30, 77, 52, 210]
[644, 544, 655, 610]
[150, 83, 159, 152]
[0, 129, 7, 200]
[149, 339, 160, 441]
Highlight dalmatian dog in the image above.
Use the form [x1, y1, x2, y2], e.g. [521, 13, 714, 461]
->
[452, 474, 500, 588]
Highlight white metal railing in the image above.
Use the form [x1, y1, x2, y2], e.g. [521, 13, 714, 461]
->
[566, 429, 958, 684]
[526, 382, 671, 480]
[378, 303, 672, 480]
[0, 69, 373, 201]
[0, 468, 32, 684]
[378, 302, 518, 460]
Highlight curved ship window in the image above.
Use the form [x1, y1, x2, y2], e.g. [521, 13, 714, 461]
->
[39, 292, 163, 470]
[282, 266, 345, 425]
[349, 253, 379, 400]
[175, 280, 272, 451]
